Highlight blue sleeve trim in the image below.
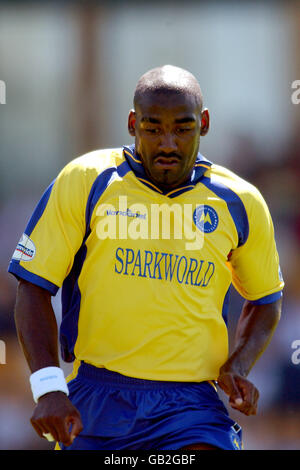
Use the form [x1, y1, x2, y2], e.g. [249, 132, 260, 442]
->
[25, 180, 55, 236]
[221, 285, 231, 326]
[60, 243, 87, 362]
[8, 261, 59, 296]
[85, 162, 131, 233]
[249, 290, 283, 305]
[85, 168, 117, 232]
[201, 176, 249, 247]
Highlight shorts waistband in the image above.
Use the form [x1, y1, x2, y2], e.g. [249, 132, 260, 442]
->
[77, 362, 216, 390]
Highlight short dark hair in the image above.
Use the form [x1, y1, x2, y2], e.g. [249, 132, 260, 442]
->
[134, 65, 203, 111]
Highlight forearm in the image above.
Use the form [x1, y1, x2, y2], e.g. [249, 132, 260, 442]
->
[220, 298, 282, 377]
[14, 279, 83, 445]
[14, 279, 60, 373]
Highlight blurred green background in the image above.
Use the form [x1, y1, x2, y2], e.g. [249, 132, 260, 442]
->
[1, 0, 300, 450]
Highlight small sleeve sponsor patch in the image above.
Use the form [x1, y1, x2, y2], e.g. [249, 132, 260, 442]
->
[12, 233, 36, 262]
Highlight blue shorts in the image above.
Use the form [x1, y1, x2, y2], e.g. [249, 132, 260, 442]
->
[59, 362, 243, 450]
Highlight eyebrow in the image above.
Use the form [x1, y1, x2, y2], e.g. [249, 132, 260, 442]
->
[174, 116, 196, 124]
[140, 117, 160, 124]
[140, 116, 196, 124]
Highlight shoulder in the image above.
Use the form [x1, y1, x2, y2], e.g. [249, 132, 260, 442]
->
[208, 163, 259, 195]
[59, 148, 124, 181]
[50, 148, 125, 206]
[206, 163, 266, 210]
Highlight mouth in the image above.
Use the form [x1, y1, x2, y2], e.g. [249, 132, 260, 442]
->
[153, 155, 181, 170]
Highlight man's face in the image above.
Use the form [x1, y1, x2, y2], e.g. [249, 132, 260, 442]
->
[128, 93, 209, 190]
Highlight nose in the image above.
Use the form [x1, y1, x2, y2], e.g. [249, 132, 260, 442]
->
[158, 132, 178, 154]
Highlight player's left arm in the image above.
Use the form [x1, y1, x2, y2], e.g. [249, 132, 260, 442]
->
[217, 297, 282, 416]
[217, 179, 284, 416]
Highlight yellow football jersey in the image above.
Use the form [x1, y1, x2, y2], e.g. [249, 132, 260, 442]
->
[9, 145, 284, 382]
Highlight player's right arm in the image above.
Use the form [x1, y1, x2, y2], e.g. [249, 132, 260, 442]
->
[15, 278, 83, 446]
[9, 160, 89, 446]
[9, 152, 114, 445]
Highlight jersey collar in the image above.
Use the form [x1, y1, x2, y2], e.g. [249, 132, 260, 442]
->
[122, 144, 212, 198]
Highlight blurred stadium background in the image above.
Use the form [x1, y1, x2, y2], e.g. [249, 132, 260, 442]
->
[1, 0, 300, 450]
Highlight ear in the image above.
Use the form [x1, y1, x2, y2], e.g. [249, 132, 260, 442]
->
[200, 108, 210, 136]
[128, 109, 136, 137]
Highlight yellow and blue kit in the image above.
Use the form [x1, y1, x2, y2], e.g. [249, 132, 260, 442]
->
[9, 145, 283, 450]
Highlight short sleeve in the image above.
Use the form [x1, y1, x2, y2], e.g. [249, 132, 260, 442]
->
[8, 162, 88, 295]
[228, 187, 284, 303]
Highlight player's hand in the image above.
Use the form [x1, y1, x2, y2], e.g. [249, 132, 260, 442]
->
[30, 391, 83, 446]
[217, 370, 259, 416]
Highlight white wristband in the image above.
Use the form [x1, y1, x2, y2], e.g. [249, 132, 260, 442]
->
[29, 367, 69, 403]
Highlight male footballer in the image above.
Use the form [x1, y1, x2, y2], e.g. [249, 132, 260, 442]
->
[9, 65, 283, 450]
